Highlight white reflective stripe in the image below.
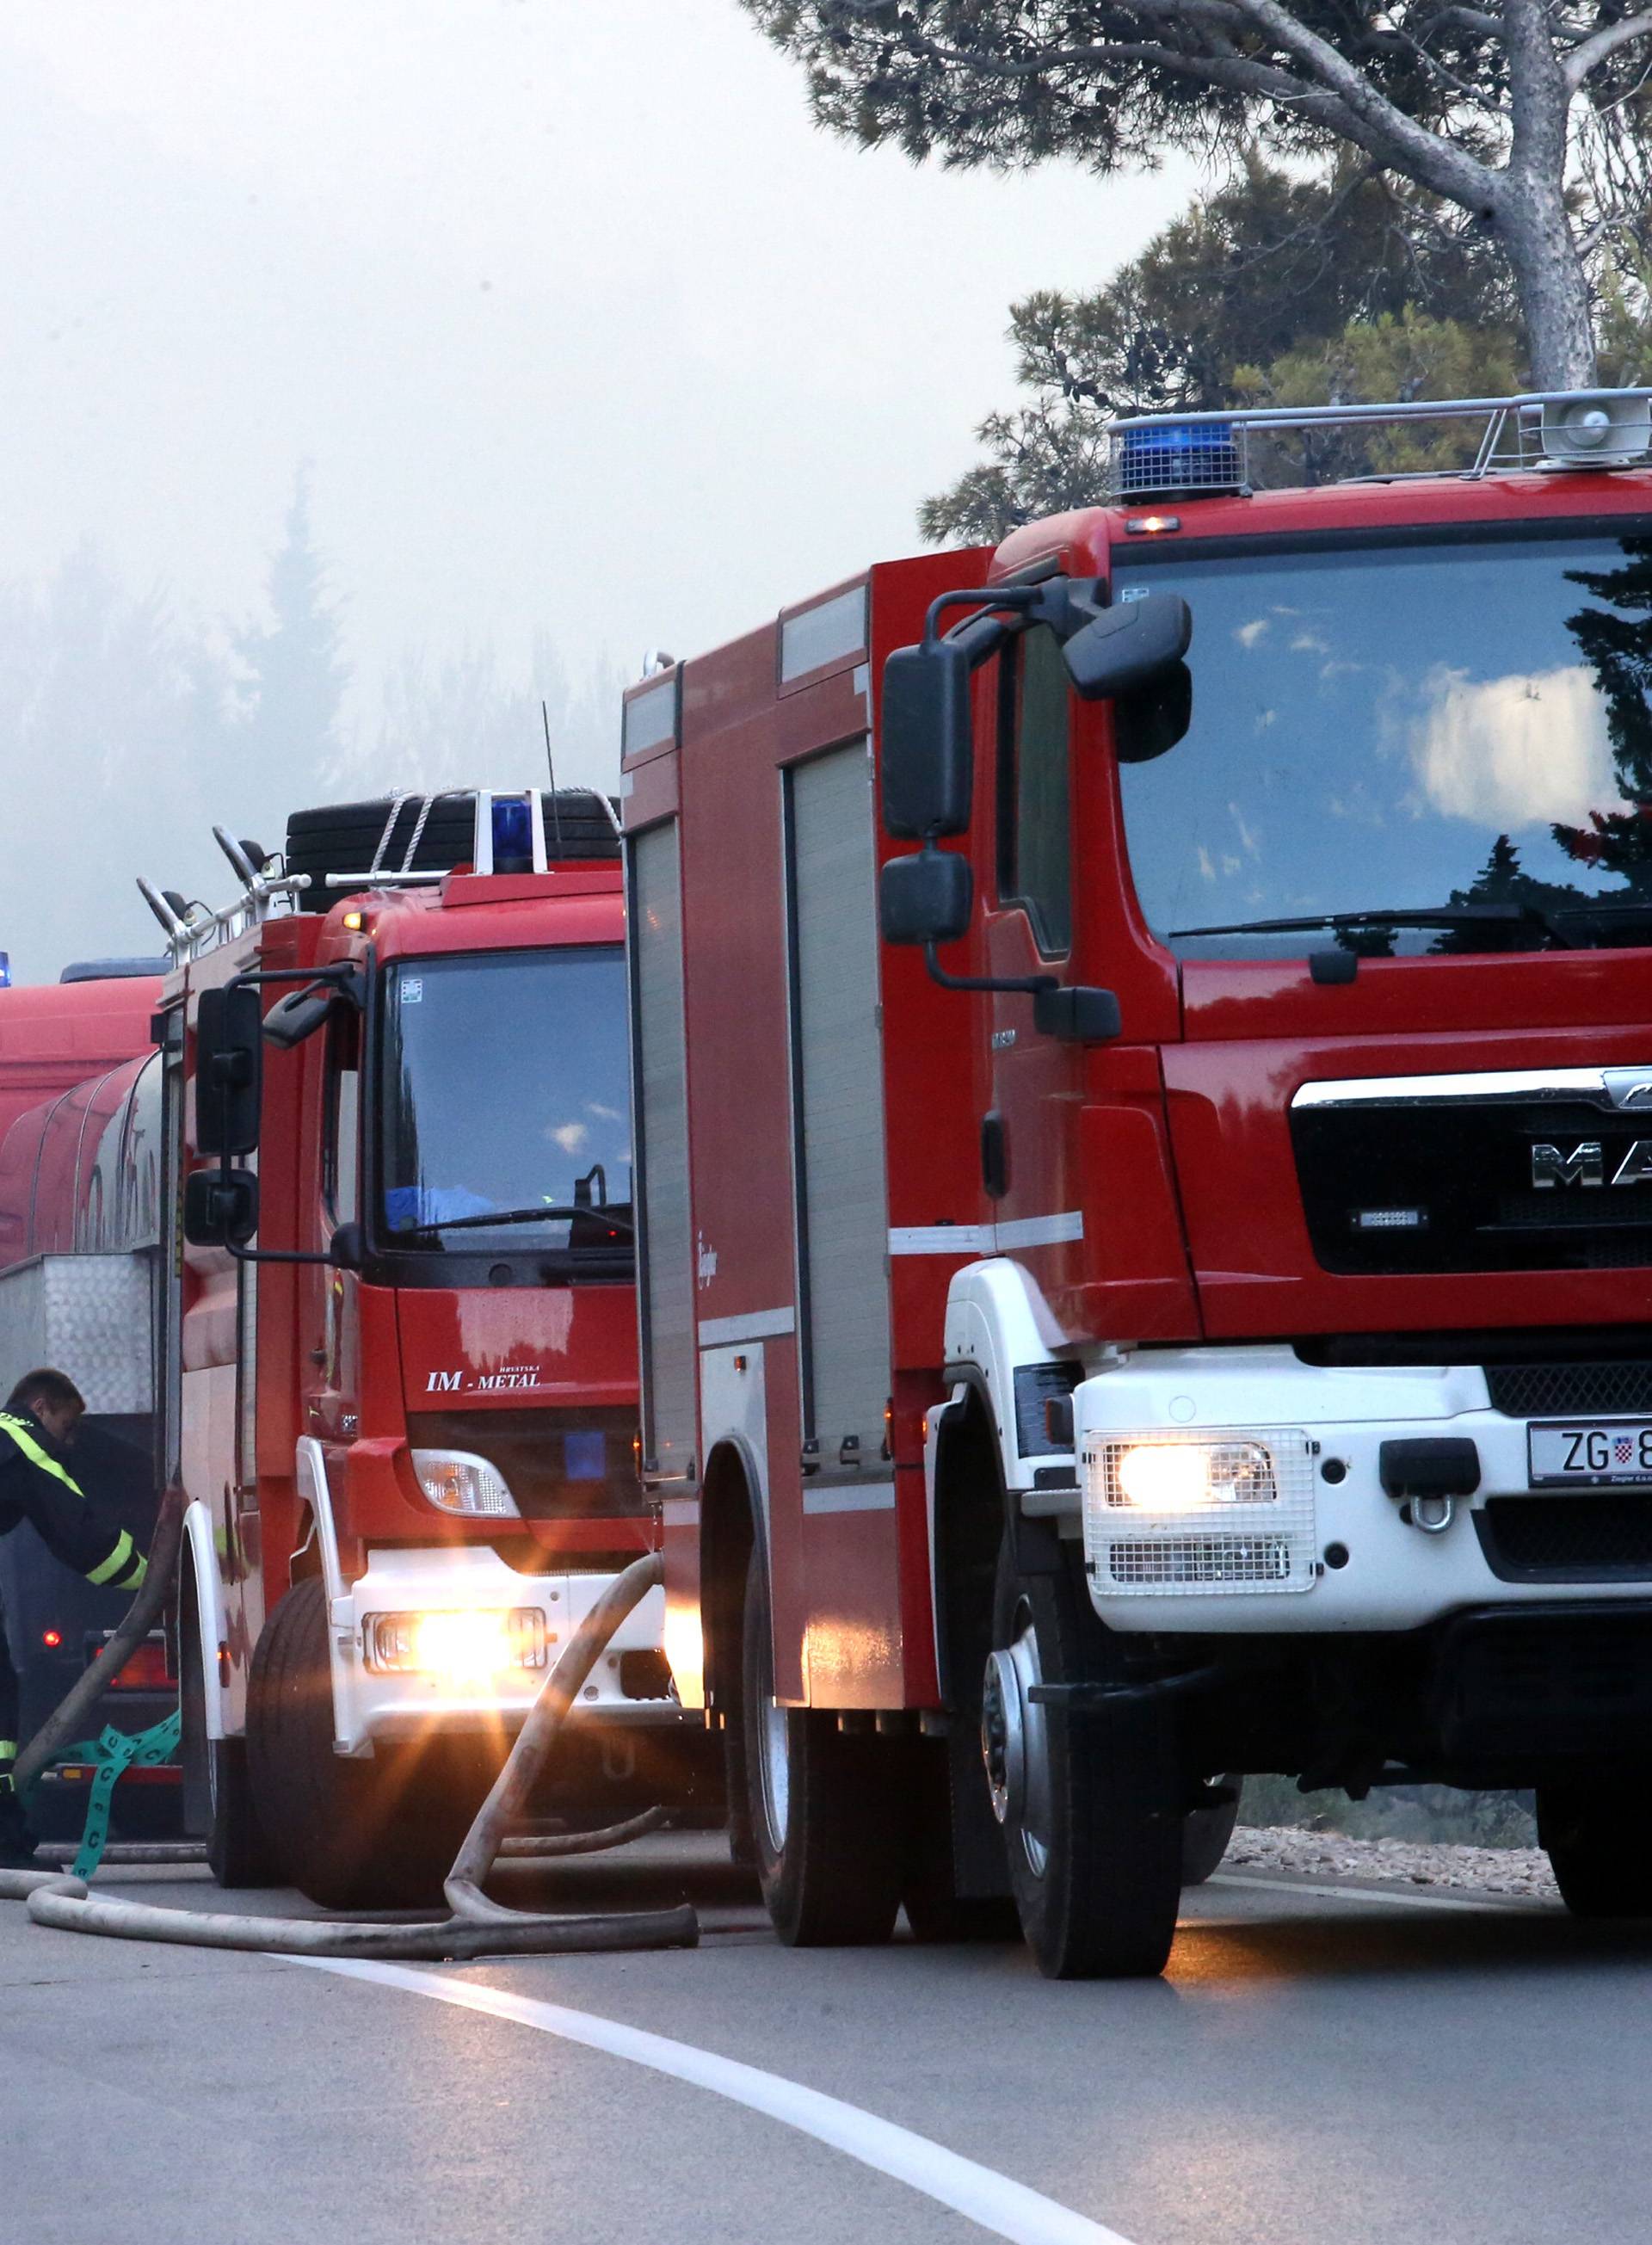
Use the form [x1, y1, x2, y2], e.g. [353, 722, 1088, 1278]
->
[698, 1306, 795, 1346]
[889, 1225, 994, 1256]
[802, 1481, 897, 1514]
[660, 1497, 699, 1527]
[993, 1211, 1084, 1250]
[288, 1958, 1131, 2245]
[888, 1213, 1083, 1255]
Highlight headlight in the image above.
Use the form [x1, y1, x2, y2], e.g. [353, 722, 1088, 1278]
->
[1082, 1427, 1316, 1597]
[1106, 1439, 1279, 1511]
[411, 1447, 520, 1518]
[363, 1607, 547, 1680]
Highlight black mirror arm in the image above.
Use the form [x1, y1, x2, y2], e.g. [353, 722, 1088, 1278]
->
[923, 944, 1057, 998]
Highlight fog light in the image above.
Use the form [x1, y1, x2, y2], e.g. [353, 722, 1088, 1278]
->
[364, 1607, 547, 1681]
[1105, 1439, 1279, 1510]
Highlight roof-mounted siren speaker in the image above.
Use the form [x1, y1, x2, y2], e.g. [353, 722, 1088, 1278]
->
[1540, 390, 1652, 469]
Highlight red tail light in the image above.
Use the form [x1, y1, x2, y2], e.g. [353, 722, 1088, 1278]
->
[102, 1635, 171, 1692]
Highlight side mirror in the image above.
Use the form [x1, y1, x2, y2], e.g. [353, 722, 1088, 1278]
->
[264, 986, 334, 1051]
[879, 848, 973, 947]
[1063, 590, 1192, 702]
[1114, 662, 1193, 764]
[195, 987, 263, 1156]
[329, 1221, 364, 1273]
[182, 1165, 259, 1248]
[880, 640, 973, 839]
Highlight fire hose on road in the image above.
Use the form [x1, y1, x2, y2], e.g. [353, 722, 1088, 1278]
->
[0, 1502, 698, 1960]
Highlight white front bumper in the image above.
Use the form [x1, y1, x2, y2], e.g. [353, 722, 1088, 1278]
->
[1072, 1345, 1652, 1634]
[327, 1545, 686, 1755]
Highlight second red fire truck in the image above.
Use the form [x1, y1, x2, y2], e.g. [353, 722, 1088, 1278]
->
[625, 385, 1652, 1976]
[6, 789, 700, 1904]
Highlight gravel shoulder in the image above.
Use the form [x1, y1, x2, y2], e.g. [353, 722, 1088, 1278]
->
[1227, 1823, 1558, 1900]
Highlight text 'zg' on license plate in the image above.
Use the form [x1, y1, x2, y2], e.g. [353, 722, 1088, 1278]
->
[1529, 1421, 1652, 1486]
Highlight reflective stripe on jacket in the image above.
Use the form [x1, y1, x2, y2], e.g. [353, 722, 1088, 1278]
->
[0, 1413, 147, 1592]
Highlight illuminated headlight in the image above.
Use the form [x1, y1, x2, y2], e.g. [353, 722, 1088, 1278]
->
[1082, 1428, 1317, 1597]
[363, 1607, 548, 1679]
[411, 1447, 520, 1518]
[1104, 1439, 1279, 1511]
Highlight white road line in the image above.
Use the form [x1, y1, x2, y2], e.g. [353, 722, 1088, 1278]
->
[286, 1955, 1131, 2245]
[1208, 1872, 1545, 1914]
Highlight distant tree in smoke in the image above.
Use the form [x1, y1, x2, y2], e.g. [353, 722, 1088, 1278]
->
[229, 466, 350, 842]
[367, 632, 627, 805]
[0, 544, 241, 983]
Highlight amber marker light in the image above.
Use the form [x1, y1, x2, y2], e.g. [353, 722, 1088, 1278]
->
[1124, 515, 1181, 534]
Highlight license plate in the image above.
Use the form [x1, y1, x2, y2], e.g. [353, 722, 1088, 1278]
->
[1529, 1420, 1652, 1486]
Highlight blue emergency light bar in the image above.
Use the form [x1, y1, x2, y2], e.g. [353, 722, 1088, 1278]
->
[0, 953, 11, 989]
[1118, 419, 1242, 499]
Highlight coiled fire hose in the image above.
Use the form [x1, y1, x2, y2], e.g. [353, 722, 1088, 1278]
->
[0, 1501, 697, 1959]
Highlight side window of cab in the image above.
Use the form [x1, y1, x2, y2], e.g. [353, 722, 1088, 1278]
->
[996, 623, 1073, 957]
[323, 1011, 361, 1227]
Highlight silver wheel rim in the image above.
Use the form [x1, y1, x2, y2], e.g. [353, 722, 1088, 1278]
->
[981, 1610, 1051, 1880]
[755, 1627, 790, 1853]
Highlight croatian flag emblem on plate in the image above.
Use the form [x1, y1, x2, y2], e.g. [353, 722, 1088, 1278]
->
[1617, 1437, 1634, 1464]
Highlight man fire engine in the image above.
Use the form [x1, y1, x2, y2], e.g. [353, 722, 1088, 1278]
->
[626, 385, 1652, 1976]
[11, 787, 699, 1909]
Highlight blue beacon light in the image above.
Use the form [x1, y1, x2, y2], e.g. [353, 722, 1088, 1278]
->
[490, 796, 534, 870]
[0, 953, 11, 989]
[1119, 419, 1241, 496]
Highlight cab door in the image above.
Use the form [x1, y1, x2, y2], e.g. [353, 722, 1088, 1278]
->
[982, 626, 1088, 1311]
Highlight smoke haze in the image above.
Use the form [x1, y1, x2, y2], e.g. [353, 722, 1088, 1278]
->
[0, 2, 1192, 982]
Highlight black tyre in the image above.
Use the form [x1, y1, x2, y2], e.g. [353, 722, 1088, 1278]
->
[899, 1736, 1020, 1942]
[179, 1576, 280, 1889]
[247, 1580, 485, 1910]
[985, 1542, 1182, 1978]
[724, 1723, 758, 1870]
[1181, 1779, 1242, 1887]
[743, 1545, 903, 1945]
[1539, 1784, 1652, 1918]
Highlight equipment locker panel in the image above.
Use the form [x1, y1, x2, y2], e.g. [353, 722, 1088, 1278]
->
[785, 740, 891, 1465]
[632, 823, 696, 1478]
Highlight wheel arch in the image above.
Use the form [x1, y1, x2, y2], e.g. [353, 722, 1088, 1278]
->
[700, 1435, 762, 1715]
[180, 1499, 227, 1740]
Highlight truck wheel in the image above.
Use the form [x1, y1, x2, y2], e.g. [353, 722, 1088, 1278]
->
[247, 1580, 480, 1910]
[180, 1577, 280, 1888]
[899, 1737, 1020, 1942]
[1539, 1785, 1652, 1917]
[1182, 1779, 1242, 1887]
[742, 1545, 902, 1945]
[984, 1543, 1181, 1978]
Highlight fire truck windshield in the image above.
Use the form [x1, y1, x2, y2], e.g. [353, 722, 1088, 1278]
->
[377, 944, 632, 1265]
[1114, 526, 1652, 959]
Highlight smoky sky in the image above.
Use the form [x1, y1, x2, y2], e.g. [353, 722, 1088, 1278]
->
[0, 2, 1192, 983]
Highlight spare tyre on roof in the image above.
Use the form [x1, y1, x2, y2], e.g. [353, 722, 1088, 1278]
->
[282, 790, 619, 909]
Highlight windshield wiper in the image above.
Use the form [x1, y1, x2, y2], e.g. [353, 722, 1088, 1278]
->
[414, 1203, 634, 1237]
[1168, 901, 1572, 946]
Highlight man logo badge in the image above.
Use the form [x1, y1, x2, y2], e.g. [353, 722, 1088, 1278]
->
[1532, 1139, 1652, 1188]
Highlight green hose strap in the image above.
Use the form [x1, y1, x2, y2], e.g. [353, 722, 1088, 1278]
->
[23, 1710, 183, 1881]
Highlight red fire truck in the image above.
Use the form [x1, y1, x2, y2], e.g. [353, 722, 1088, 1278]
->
[0, 965, 174, 1842]
[626, 386, 1652, 1976]
[138, 787, 697, 1905]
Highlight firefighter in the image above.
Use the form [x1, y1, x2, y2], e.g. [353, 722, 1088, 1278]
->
[0, 1368, 147, 1866]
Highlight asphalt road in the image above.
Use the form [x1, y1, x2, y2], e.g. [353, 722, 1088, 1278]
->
[2, 1836, 1647, 2245]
